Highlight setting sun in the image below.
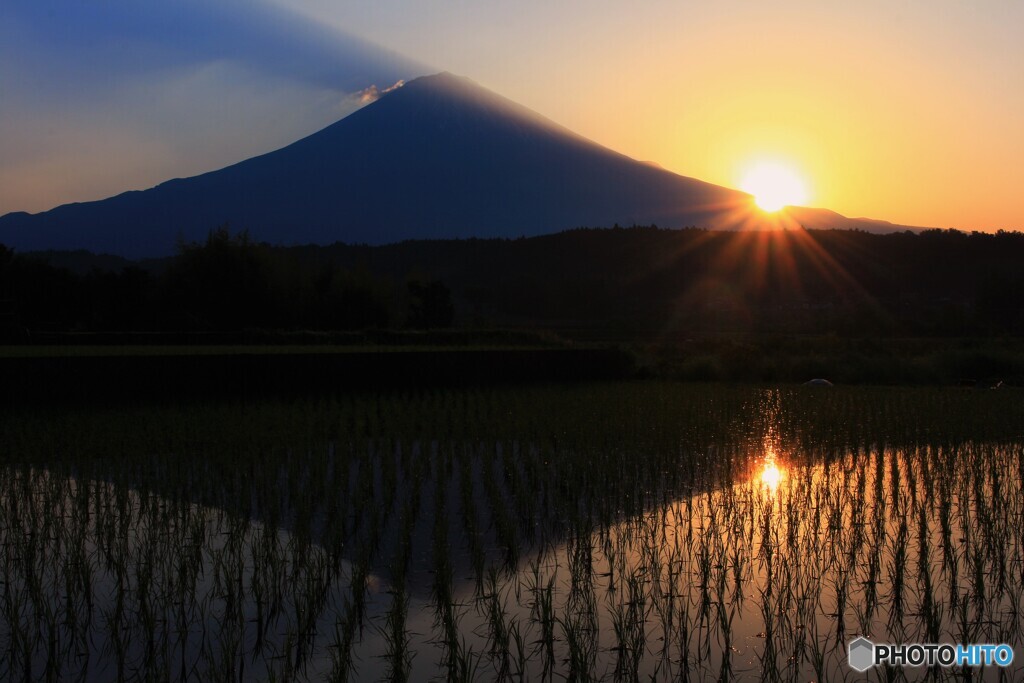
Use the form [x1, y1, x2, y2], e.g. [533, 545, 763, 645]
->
[739, 161, 809, 212]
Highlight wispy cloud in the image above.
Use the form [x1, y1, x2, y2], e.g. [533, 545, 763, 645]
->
[0, 0, 428, 214]
[351, 80, 407, 105]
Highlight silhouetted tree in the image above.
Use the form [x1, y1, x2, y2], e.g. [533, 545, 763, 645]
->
[165, 226, 273, 329]
[79, 266, 150, 330]
[406, 279, 454, 329]
[3, 226, 1024, 339]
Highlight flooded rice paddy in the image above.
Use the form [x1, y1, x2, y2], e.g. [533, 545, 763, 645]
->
[2, 383, 1023, 681]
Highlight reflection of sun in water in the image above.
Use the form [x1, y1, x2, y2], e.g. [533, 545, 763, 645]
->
[739, 161, 809, 212]
[760, 458, 784, 492]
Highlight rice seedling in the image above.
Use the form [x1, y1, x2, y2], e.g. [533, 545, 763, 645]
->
[1, 383, 1022, 680]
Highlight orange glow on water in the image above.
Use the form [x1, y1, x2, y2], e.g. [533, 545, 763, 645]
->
[760, 458, 784, 492]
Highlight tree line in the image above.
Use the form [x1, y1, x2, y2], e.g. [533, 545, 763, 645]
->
[0, 227, 452, 338]
[1, 225, 1022, 341]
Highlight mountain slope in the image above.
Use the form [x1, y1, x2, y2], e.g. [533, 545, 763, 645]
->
[0, 72, 919, 257]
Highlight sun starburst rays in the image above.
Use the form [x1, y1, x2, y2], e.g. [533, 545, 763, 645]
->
[739, 161, 809, 212]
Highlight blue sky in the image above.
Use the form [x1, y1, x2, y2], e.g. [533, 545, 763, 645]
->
[3, 0, 1023, 230]
[0, 0, 426, 215]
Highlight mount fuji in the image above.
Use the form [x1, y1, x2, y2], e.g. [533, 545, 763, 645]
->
[0, 72, 919, 258]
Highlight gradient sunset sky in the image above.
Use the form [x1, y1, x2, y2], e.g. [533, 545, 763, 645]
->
[2, 0, 1021, 231]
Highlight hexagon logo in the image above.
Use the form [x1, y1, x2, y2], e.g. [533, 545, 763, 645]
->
[848, 637, 875, 672]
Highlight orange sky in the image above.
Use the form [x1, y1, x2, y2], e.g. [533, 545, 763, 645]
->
[3, 1, 1022, 231]
[299, 0, 1023, 232]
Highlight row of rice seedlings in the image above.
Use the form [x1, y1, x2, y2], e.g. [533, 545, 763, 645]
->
[456, 448, 487, 588]
[0, 445, 375, 680]
[565, 438, 1024, 680]
[480, 566, 513, 679]
[0, 450, 999, 679]
[428, 447, 462, 679]
[3, 385, 1023, 680]
[481, 444, 520, 573]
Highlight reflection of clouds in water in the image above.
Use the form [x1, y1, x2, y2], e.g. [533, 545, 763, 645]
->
[0, 473, 389, 681]
[6, 442, 1023, 682]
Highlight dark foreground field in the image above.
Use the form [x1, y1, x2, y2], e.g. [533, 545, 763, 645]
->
[0, 345, 634, 403]
[3, 383, 1024, 680]
[2, 334, 1021, 406]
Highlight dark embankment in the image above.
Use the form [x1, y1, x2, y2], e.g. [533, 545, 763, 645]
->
[0, 347, 635, 405]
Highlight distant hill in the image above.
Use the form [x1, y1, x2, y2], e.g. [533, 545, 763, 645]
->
[5, 226, 1023, 344]
[1, 72, 928, 257]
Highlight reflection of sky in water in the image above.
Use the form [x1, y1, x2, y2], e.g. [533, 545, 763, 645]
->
[2, 430, 1023, 680]
[759, 453, 784, 492]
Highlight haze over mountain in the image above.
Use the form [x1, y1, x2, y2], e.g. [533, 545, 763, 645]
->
[0, 72, 924, 258]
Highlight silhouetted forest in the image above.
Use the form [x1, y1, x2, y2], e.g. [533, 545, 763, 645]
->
[2, 226, 1022, 341]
